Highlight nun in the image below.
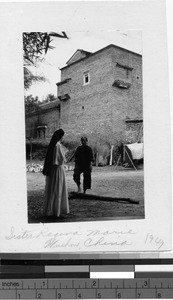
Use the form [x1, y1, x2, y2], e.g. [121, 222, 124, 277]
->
[43, 129, 69, 217]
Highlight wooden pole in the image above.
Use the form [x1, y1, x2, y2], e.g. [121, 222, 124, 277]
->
[115, 155, 121, 169]
[96, 151, 99, 167]
[30, 139, 32, 162]
[125, 148, 137, 170]
[109, 145, 114, 166]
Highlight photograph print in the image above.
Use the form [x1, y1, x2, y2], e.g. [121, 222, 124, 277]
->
[25, 30, 144, 224]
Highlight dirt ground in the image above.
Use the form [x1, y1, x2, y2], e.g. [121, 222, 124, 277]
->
[27, 165, 144, 223]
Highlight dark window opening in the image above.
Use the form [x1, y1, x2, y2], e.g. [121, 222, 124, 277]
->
[83, 72, 90, 85]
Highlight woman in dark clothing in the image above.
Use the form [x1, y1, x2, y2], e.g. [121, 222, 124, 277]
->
[73, 136, 94, 194]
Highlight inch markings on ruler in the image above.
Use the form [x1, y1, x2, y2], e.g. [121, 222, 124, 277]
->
[1, 278, 173, 299]
[1, 260, 173, 299]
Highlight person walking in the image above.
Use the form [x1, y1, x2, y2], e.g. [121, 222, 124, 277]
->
[73, 136, 94, 194]
[42, 129, 69, 218]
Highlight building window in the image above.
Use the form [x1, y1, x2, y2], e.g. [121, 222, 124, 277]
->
[83, 72, 90, 85]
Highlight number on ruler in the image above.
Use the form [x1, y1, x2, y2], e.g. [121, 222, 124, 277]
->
[17, 293, 21, 299]
[97, 292, 101, 298]
[144, 281, 148, 287]
[157, 293, 161, 298]
[92, 280, 96, 287]
[137, 293, 141, 298]
[77, 293, 82, 298]
[57, 293, 62, 299]
[38, 293, 41, 299]
[117, 292, 121, 298]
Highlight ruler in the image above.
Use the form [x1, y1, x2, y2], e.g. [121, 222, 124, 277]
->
[1, 258, 173, 299]
[1, 277, 173, 299]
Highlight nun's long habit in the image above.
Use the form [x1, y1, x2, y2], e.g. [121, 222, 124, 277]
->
[43, 130, 69, 217]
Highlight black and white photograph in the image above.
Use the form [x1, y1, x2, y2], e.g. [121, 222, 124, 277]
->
[25, 30, 144, 223]
[0, 0, 171, 253]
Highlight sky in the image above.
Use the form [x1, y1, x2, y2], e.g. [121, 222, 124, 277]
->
[25, 30, 142, 101]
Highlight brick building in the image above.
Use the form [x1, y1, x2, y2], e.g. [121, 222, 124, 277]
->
[25, 100, 60, 140]
[57, 44, 142, 146]
[26, 44, 143, 155]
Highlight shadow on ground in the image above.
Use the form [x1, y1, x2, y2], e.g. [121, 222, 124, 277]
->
[28, 190, 144, 223]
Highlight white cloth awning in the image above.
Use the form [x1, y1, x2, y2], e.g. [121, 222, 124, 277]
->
[126, 143, 144, 160]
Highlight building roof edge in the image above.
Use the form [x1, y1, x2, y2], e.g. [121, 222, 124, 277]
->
[60, 44, 142, 70]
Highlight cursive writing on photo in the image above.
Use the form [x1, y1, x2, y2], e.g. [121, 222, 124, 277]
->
[44, 237, 80, 249]
[86, 229, 137, 237]
[5, 226, 165, 251]
[5, 227, 82, 240]
[84, 236, 132, 247]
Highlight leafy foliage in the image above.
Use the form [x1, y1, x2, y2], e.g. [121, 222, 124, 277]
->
[23, 32, 68, 65]
[24, 67, 46, 90]
[42, 93, 57, 103]
[23, 31, 68, 91]
[25, 95, 41, 114]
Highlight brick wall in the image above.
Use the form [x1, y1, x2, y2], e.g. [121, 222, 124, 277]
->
[125, 121, 143, 144]
[25, 44, 143, 157]
[25, 113, 38, 139]
[58, 45, 143, 151]
[39, 109, 60, 139]
[25, 104, 60, 142]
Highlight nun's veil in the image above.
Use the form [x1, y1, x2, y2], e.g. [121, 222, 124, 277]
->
[43, 129, 64, 176]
